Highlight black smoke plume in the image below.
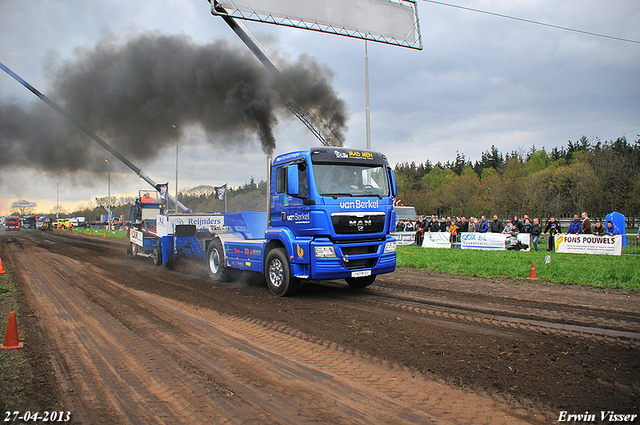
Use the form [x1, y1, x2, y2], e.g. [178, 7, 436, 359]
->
[0, 32, 348, 174]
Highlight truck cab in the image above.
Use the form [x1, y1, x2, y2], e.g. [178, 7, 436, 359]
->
[4, 217, 21, 231]
[210, 147, 398, 296]
[128, 190, 165, 265]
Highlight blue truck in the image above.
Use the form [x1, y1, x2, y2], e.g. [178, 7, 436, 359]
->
[128, 147, 398, 296]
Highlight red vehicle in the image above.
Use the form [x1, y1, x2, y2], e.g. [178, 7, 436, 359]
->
[4, 217, 21, 231]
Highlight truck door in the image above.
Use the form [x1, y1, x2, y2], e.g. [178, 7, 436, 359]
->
[273, 162, 311, 232]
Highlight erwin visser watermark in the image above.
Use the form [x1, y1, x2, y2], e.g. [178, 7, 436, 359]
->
[557, 411, 637, 422]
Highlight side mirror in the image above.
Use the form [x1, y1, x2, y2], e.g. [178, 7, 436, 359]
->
[287, 164, 299, 196]
[388, 168, 398, 197]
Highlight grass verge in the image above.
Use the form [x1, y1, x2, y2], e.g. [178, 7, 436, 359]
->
[61, 228, 128, 239]
[0, 240, 26, 410]
[397, 245, 640, 290]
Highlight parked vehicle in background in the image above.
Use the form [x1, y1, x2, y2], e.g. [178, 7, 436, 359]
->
[4, 217, 21, 231]
[69, 217, 87, 227]
[52, 219, 73, 230]
[394, 206, 417, 225]
[37, 217, 53, 231]
[22, 215, 37, 229]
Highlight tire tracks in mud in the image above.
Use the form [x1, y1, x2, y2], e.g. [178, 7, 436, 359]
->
[6, 234, 537, 425]
[357, 286, 640, 347]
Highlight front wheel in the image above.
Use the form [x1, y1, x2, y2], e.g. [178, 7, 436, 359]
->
[264, 248, 299, 296]
[131, 243, 139, 257]
[345, 274, 376, 288]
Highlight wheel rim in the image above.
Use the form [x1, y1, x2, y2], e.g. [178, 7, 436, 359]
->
[268, 258, 284, 288]
[209, 249, 220, 274]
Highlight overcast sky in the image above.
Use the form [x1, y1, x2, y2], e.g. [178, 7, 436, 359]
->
[1, 0, 639, 215]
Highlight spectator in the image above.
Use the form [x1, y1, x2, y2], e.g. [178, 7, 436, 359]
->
[468, 217, 476, 233]
[446, 216, 452, 230]
[490, 215, 503, 233]
[606, 220, 622, 236]
[439, 217, 448, 232]
[449, 220, 458, 245]
[428, 215, 439, 232]
[502, 219, 513, 234]
[415, 218, 425, 246]
[474, 217, 481, 232]
[513, 215, 524, 233]
[460, 216, 469, 233]
[566, 214, 581, 234]
[580, 212, 592, 234]
[593, 220, 605, 236]
[544, 217, 562, 252]
[522, 217, 532, 233]
[405, 218, 414, 232]
[396, 220, 405, 232]
[531, 218, 542, 251]
[480, 216, 489, 233]
[505, 224, 521, 250]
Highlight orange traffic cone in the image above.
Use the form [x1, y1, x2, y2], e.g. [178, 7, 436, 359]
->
[89, 230, 92, 236]
[103, 232, 107, 238]
[528, 261, 537, 279]
[0, 312, 23, 349]
[0, 258, 5, 274]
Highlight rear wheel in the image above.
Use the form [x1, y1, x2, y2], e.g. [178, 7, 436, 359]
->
[207, 239, 236, 282]
[345, 274, 376, 288]
[152, 246, 162, 266]
[265, 248, 299, 297]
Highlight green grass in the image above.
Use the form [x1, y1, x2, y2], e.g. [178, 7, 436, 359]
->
[397, 245, 640, 290]
[66, 228, 128, 239]
[0, 241, 26, 409]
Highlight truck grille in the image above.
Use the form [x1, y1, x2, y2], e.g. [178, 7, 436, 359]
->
[331, 213, 385, 235]
[344, 258, 378, 270]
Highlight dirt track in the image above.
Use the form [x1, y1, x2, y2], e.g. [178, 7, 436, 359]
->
[2, 230, 639, 424]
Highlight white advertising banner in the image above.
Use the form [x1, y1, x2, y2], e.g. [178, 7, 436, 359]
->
[460, 233, 531, 251]
[422, 232, 451, 249]
[156, 214, 225, 237]
[555, 234, 622, 256]
[213, 0, 422, 49]
[391, 231, 416, 246]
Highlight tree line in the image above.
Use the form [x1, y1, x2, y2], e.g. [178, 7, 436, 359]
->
[394, 135, 640, 220]
[61, 177, 269, 219]
[16, 135, 638, 221]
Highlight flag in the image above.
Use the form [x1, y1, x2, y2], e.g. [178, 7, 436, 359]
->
[215, 184, 227, 201]
[157, 183, 169, 200]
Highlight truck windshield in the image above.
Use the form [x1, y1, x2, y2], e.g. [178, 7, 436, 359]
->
[313, 164, 389, 198]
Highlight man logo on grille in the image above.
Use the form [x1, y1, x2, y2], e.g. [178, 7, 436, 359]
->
[349, 219, 372, 232]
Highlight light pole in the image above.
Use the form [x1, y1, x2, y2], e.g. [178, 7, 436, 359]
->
[365, 40, 371, 150]
[172, 124, 178, 212]
[56, 181, 59, 219]
[105, 159, 111, 230]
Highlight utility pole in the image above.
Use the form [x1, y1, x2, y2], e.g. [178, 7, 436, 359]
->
[105, 159, 111, 230]
[172, 124, 179, 212]
[365, 40, 371, 150]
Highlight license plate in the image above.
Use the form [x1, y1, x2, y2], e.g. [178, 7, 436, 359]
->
[351, 270, 371, 278]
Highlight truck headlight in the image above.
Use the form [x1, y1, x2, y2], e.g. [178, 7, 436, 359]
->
[314, 246, 337, 258]
[384, 241, 397, 253]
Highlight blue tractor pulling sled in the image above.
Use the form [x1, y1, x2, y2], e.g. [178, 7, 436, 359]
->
[127, 147, 398, 296]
